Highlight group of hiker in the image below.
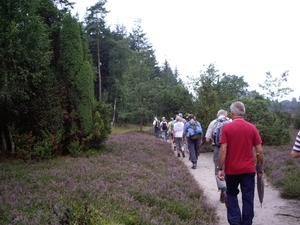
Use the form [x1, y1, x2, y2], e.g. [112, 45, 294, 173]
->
[153, 101, 266, 225]
[153, 113, 203, 169]
[151, 100, 300, 225]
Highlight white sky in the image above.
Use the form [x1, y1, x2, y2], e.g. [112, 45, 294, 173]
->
[72, 0, 300, 101]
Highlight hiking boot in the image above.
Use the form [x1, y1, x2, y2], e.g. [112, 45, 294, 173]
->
[192, 164, 197, 169]
[182, 152, 185, 158]
[177, 153, 181, 157]
[220, 190, 227, 204]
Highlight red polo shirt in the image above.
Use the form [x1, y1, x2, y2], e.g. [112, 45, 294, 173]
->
[220, 118, 262, 175]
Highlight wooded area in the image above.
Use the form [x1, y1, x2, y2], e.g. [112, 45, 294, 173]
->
[1, 0, 299, 159]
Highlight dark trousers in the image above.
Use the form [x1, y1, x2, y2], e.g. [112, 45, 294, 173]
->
[225, 172, 255, 225]
[187, 138, 200, 164]
[154, 127, 160, 138]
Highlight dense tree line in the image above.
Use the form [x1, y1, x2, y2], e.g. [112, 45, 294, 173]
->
[0, 0, 111, 159]
[0, 0, 299, 159]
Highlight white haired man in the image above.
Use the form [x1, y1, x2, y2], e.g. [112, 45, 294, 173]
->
[218, 101, 264, 225]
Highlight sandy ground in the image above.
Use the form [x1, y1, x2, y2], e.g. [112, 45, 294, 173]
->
[173, 146, 300, 225]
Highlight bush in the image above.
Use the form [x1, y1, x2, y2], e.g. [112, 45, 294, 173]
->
[293, 111, 300, 129]
[242, 98, 291, 145]
[281, 170, 300, 199]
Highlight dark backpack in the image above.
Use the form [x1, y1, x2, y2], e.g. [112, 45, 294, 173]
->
[155, 120, 160, 128]
[161, 122, 167, 131]
[213, 117, 231, 146]
[187, 121, 202, 140]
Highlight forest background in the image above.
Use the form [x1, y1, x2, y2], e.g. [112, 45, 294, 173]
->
[1, 0, 300, 160]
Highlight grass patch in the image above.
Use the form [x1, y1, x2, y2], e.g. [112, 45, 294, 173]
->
[111, 124, 152, 135]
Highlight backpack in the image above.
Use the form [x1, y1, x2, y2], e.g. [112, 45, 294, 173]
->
[213, 117, 231, 147]
[187, 121, 202, 140]
[161, 122, 167, 131]
[155, 120, 160, 128]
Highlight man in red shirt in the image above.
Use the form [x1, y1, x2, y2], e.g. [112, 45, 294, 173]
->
[218, 101, 264, 225]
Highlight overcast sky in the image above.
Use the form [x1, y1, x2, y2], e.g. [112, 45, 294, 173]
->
[72, 0, 300, 101]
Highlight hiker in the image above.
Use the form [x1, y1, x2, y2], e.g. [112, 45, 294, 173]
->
[167, 117, 174, 143]
[171, 116, 177, 149]
[173, 116, 185, 158]
[153, 117, 160, 138]
[218, 101, 264, 225]
[291, 130, 300, 158]
[160, 117, 168, 141]
[205, 109, 231, 204]
[183, 114, 203, 169]
[178, 113, 186, 124]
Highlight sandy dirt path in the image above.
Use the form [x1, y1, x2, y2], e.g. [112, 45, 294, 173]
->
[176, 149, 300, 225]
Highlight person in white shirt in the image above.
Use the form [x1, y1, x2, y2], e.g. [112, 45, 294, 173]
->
[173, 116, 185, 157]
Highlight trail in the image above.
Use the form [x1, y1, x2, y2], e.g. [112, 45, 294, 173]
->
[174, 148, 300, 225]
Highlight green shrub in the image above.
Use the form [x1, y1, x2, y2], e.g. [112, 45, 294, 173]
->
[242, 98, 291, 145]
[281, 170, 300, 199]
[294, 111, 300, 129]
[70, 203, 112, 225]
[33, 130, 62, 159]
[68, 138, 84, 157]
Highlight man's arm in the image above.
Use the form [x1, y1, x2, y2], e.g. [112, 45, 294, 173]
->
[291, 150, 300, 158]
[255, 144, 264, 178]
[218, 143, 227, 181]
[255, 144, 264, 165]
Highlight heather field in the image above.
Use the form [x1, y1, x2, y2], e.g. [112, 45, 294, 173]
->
[263, 127, 300, 199]
[0, 130, 218, 225]
[1, 126, 300, 224]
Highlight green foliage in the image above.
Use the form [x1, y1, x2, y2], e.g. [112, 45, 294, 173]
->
[68, 138, 84, 157]
[120, 51, 156, 129]
[242, 98, 291, 145]
[192, 64, 249, 133]
[33, 130, 62, 159]
[59, 14, 83, 80]
[0, 1, 112, 159]
[191, 64, 291, 146]
[9, 125, 62, 160]
[281, 170, 300, 199]
[0, 0, 56, 156]
[160, 60, 178, 86]
[159, 85, 193, 120]
[0, 0, 51, 101]
[75, 61, 95, 134]
[12, 130, 36, 161]
[85, 103, 112, 149]
[70, 203, 113, 225]
[294, 111, 300, 129]
[275, 111, 292, 128]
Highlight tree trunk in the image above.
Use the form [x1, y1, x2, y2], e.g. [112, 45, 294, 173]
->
[97, 35, 101, 102]
[1, 131, 7, 154]
[9, 130, 15, 154]
[112, 95, 117, 126]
